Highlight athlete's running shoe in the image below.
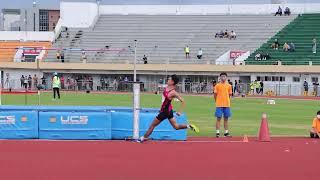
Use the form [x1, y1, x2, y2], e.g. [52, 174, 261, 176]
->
[189, 124, 200, 133]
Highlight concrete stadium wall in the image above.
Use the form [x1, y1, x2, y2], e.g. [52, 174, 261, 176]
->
[60, 1, 98, 28]
[99, 3, 320, 15]
[0, 31, 54, 41]
[59, 2, 320, 28]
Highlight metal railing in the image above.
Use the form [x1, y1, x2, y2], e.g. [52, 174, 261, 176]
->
[2, 79, 320, 97]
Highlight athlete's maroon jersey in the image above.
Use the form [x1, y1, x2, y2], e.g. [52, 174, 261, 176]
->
[160, 88, 174, 113]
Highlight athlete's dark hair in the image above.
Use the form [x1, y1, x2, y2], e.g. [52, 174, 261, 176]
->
[220, 72, 228, 77]
[170, 74, 179, 85]
[317, 110, 320, 115]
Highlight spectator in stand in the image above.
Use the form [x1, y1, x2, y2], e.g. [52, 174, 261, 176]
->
[76, 77, 81, 91]
[41, 76, 46, 89]
[262, 52, 271, 60]
[228, 79, 233, 96]
[255, 80, 260, 94]
[237, 80, 242, 94]
[89, 76, 93, 90]
[304, 80, 309, 96]
[28, 75, 32, 90]
[81, 50, 87, 63]
[271, 39, 279, 50]
[21, 53, 25, 62]
[284, 7, 291, 16]
[275, 6, 283, 16]
[313, 81, 319, 97]
[283, 42, 290, 52]
[60, 50, 65, 63]
[197, 48, 203, 59]
[142, 55, 148, 64]
[184, 45, 190, 59]
[224, 30, 229, 38]
[71, 78, 76, 90]
[255, 53, 262, 61]
[260, 80, 264, 95]
[312, 38, 317, 54]
[233, 80, 238, 95]
[33, 74, 38, 90]
[24, 76, 28, 89]
[215, 30, 224, 38]
[250, 81, 255, 95]
[100, 77, 106, 90]
[56, 50, 61, 61]
[66, 77, 71, 90]
[184, 78, 191, 93]
[60, 76, 65, 89]
[229, 30, 236, 40]
[289, 42, 295, 52]
[113, 78, 118, 91]
[20, 75, 25, 88]
[212, 80, 217, 93]
[4, 74, 9, 90]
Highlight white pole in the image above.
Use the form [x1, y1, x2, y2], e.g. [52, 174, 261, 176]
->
[132, 39, 140, 140]
[134, 40, 137, 82]
[133, 83, 140, 140]
[37, 57, 40, 105]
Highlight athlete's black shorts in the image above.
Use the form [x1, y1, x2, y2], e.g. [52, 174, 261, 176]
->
[156, 110, 174, 121]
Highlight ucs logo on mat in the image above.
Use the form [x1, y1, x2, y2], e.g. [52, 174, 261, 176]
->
[49, 116, 89, 124]
[0, 116, 15, 124]
[61, 116, 88, 125]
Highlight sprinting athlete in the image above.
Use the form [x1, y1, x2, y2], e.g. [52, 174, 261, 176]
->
[139, 74, 199, 142]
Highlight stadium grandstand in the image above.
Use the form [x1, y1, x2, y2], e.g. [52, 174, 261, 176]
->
[1, 1, 320, 180]
[0, 0, 319, 96]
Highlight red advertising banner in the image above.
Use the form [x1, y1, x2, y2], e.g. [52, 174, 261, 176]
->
[230, 50, 246, 59]
[23, 47, 42, 55]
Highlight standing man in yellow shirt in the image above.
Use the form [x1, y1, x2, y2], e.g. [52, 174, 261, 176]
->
[184, 45, 190, 59]
[310, 111, 320, 138]
[214, 72, 232, 138]
[52, 72, 61, 100]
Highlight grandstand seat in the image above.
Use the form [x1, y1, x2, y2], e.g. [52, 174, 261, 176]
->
[0, 41, 52, 62]
[246, 14, 320, 65]
[46, 15, 295, 64]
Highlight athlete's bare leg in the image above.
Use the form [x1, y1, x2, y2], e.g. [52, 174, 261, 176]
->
[216, 118, 221, 131]
[224, 118, 229, 130]
[168, 117, 188, 130]
[143, 118, 162, 139]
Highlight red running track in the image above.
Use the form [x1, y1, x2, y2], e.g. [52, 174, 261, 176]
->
[0, 137, 319, 180]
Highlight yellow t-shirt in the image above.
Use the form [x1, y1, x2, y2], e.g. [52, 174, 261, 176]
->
[312, 118, 320, 132]
[185, 47, 190, 53]
[214, 82, 232, 107]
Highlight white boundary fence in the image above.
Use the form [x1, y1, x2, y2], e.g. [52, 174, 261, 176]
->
[2, 79, 320, 97]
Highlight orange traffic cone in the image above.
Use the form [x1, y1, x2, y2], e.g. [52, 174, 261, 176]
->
[258, 113, 271, 142]
[242, 135, 249, 143]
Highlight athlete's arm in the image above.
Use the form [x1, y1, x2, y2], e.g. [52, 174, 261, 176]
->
[214, 85, 218, 102]
[172, 91, 185, 116]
